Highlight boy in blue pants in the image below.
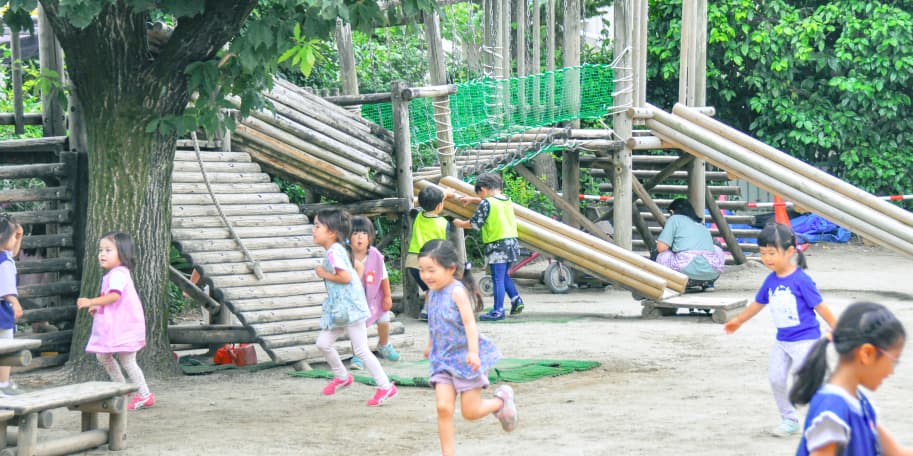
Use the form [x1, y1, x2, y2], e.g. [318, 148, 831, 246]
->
[454, 173, 525, 321]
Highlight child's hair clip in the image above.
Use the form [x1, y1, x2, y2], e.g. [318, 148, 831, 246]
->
[464, 262, 472, 271]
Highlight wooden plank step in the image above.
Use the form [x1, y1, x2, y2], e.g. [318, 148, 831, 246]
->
[229, 295, 324, 312]
[201, 258, 322, 276]
[173, 151, 252, 162]
[262, 321, 405, 351]
[172, 172, 271, 184]
[172, 161, 262, 173]
[171, 193, 290, 205]
[249, 318, 322, 336]
[642, 295, 748, 324]
[174, 236, 317, 253]
[184, 247, 324, 264]
[173, 214, 308, 229]
[172, 203, 300, 217]
[172, 225, 312, 241]
[218, 282, 326, 301]
[171, 182, 280, 194]
[238, 306, 322, 324]
[18, 281, 80, 299]
[209, 271, 321, 289]
[0, 381, 137, 415]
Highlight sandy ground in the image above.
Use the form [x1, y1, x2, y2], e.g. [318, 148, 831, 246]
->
[16, 242, 913, 455]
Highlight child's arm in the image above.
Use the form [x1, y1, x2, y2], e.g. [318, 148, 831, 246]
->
[808, 444, 838, 456]
[3, 295, 22, 320]
[77, 292, 120, 311]
[877, 423, 913, 456]
[453, 286, 482, 371]
[11, 226, 23, 257]
[723, 301, 764, 334]
[315, 265, 352, 284]
[814, 302, 837, 329]
[381, 278, 393, 311]
[452, 218, 472, 229]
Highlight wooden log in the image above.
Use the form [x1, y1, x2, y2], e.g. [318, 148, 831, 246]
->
[167, 325, 256, 344]
[68, 397, 124, 414]
[20, 305, 77, 325]
[171, 171, 271, 184]
[323, 92, 392, 106]
[632, 208, 657, 252]
[172, 214, 308, 229]
[182, 247, 324, 265]
[171, 182, 280, 195]
[217, 282, 326, 301]
[598, 183, 740, 195]
[705, 186, 748, 264]
[173, 236, 317, 253]
[172, 203, 300, 218]
[250, 318, 321, 336]
[200, 258, 321, 276]
[229, 295, 324, 313]
[3, 209, 71, 225]
[12, 353, 68, 373]
[20, 234, 72, 250]
[640, 154, 694, 192]
[0, 113, 42, 126]
[401, 84, 458, 100]
[238, 306, 322, 324]
[635, 226, 760, 238]
[0, 163, 67, 179]
[632, 178, 667, 225]
[0, 137, 67, 153]
[173, 150, 252, 162]
[209, 270, 321, 288]
[0, 187, 70, 204]
[17, 281, 80, 299]
[172, 161, 262, 174]
[172, 225, 311, 241]
[171, 193, 290, 206]
[15, 257, 78, 275]
[0, 350, 31, 367]
[168, 266, 221, 313]
[299, 198, 409, 218]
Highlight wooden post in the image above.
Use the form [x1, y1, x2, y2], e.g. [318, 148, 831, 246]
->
[532, 0, 541, 119]
[38, 5, 66, 137]
[424, 12, 467, 263]
[335, 19, 359, 114]
[561, 149, 580, 228]
[501, 0, 511, 78]
[107, 396, 128, 450]
[514, 0, 527, 121]
[546, 0, 556, 116]
[679, 0, 708, 218]
[705, 186, 747, 264]
[633, 0, 649, 110]
[392, 80, 420, 317]
[10, 30, 25, 135]
[562, 0, 581, 127]
[612, 0, 634, 250]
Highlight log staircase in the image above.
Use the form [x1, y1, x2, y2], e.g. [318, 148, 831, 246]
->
[170, 149, 409, 366]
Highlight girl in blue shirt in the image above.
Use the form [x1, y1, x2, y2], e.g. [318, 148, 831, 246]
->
[791, 302, 911, 456]
[724, 223, 837, 436]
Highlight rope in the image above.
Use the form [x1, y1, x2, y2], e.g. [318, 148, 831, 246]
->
[190, 131, 264, 280]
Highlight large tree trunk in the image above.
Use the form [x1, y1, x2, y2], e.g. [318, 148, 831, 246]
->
[40, 1, 257, 379]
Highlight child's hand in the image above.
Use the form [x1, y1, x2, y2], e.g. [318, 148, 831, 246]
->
[423, 345, 431, 359]
[723, 318, 741, 334]
[382, 297, 393, 312]
[88, 306, 98, 316]
[12, 302, 22, 320]
[315, 265, 327, 279]
[77, 297, 93, 310]
[466, 352, 481, 371]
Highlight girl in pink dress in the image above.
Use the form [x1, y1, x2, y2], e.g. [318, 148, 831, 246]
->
[77, 232, 153, 410]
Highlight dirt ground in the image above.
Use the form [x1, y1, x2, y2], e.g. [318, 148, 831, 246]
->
[16, 241, 913, 455]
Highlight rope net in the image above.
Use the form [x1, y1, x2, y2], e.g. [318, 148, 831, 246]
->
[362, 64, 614, 173]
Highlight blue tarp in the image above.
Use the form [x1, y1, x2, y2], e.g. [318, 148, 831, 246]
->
[790, 214, 852, 243]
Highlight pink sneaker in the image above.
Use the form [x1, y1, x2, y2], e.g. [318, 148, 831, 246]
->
[493, 385, 518, 432]
[367, 382, 398, 406]
[322, 374, 354, 396]
[128, 393, 155, 411]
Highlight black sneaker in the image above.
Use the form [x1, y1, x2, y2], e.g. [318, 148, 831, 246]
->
[509, 298, 525, 315]
[480, 310, 506, 321]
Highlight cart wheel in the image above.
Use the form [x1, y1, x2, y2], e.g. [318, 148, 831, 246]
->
[711, 309, 729, 324]
[543, 262, 573, 294]
[641, 304, 664, 319]
[479, 276, 494, 297]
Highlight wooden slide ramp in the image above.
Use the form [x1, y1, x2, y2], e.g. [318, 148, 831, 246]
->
[170, 149, 409, 365]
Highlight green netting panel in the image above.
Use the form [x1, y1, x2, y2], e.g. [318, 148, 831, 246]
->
[362, 64, 615, 152]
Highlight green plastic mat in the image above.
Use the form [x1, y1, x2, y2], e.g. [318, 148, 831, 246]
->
[178, 356, 278, 375]
[289, 358, 600, 388]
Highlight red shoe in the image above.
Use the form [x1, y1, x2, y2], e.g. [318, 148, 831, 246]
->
[322, 374, 354, 396]
[128, 393, 155, 411]
[367, 382, 398, 406]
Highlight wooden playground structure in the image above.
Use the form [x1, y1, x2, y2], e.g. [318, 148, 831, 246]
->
[3, 0, 913, 376]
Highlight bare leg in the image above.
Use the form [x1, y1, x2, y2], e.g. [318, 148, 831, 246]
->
[435, 384, 458, 456]
[377, 321, 390, 347]
[459, 387, 504, 420]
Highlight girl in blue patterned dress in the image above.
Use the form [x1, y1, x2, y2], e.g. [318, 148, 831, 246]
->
[419, 239, 518, 456]
[791, 302, 911, 456]
[312, 209, 397, 406]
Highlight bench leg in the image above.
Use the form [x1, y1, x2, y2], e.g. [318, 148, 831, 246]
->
[107, 395, 128, 451]
[81, 412, 99, 432]
[15, 413, 37, 456]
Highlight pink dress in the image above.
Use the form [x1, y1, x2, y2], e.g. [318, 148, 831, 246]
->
[361, 246, 388, 326]
[85, 266, 147, 354]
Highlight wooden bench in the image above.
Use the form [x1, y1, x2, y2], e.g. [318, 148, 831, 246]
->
[0, 381, 138, 456]
[641, 295, 747, 324]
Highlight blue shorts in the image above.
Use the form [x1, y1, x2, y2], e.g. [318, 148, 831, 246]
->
[430, 371, 490, 393]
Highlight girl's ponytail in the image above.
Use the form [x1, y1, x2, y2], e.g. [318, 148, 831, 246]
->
[459, 263, 484, 314]
[789, 337, 830, 405]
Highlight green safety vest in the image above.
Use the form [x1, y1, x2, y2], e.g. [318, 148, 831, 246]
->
[481, 196, 518, 243]
[408, 212, 448, 254]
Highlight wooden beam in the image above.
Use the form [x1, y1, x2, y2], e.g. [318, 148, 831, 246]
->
[704, 186, 747, 264]
[168, 266, 221, 313]
[512, 164, 613, 243]
[632, 178, 667, 226]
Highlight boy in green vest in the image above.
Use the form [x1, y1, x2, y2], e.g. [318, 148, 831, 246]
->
[453, 173, 525, 321]
[407, 186, 451, 319]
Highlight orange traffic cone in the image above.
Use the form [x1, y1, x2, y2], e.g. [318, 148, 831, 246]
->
[773, 195, 809, 251]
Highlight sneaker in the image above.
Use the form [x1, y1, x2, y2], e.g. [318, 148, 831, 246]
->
[493, 385, 519, 432]
[770, 419, 800, 437]
[367, 382, 398, 406]
[379, 344, 401, 362]
[480, 310, 506, 321]
[509, 298, 525, 315]
[322, 374, 354, 396]
[418, 311, 429, 321]
[702, 281, 716, 292]
[349, 356, 364, 370]
[128, 393, 155, 410]
[0, 381, 23, 396]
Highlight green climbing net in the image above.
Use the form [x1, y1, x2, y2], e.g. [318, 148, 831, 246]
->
[362, 64, 615, 163]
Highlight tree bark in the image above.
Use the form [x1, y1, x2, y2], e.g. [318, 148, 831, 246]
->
[39, 1, 257, 380]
